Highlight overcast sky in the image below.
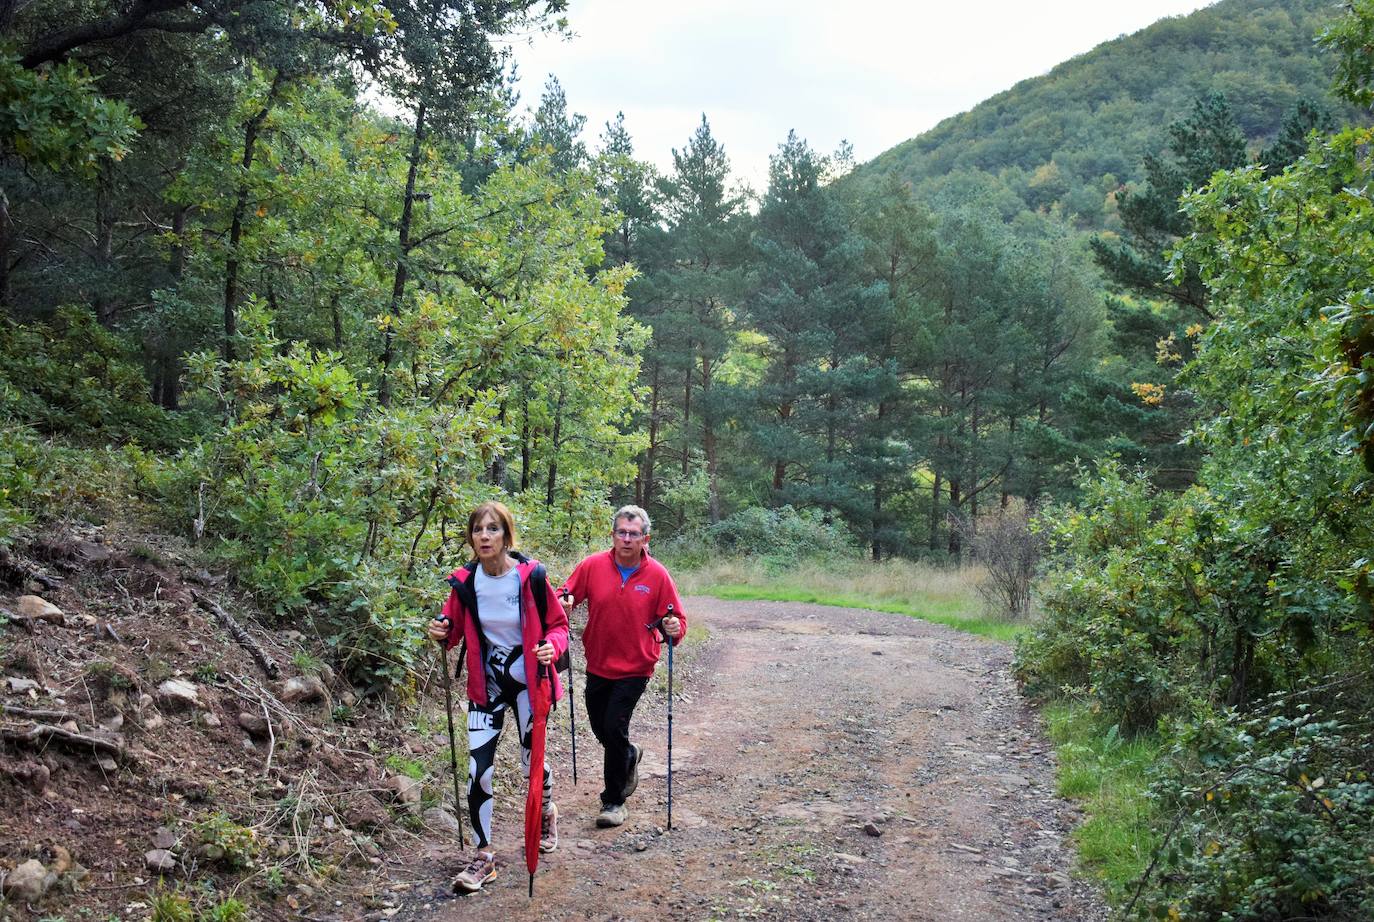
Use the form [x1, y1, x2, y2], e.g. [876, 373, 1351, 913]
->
[506, 0, 1217, 190]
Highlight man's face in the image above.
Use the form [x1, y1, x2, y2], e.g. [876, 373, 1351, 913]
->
[612, 517, 647, 564]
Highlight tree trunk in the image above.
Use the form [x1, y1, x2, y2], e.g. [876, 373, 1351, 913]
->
[93, 174, 115, 326]
[223, 73, 283, 361]
[928, 471, 942, 552]
[871, 482, 883, 561]
[520, 408, 531, 491]
[947, 477, 962, 559]
[644, 362, 660, 508]
[380, 100, 427, 407]
[545, 386, 564, 509]
[488, 401, 507, 486]
[871, 399, 887, 560]
[681, 357, 692, 478]
[330, 292, 343, 350]
[702, 355, 720, 524]
[0, 188, 10, 309]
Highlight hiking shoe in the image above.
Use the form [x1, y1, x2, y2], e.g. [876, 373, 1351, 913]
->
[452, 851, 497, 893]
[596, 802, 628, 828]
[540, 802, 558, 853]
[620, 743, 643, 801]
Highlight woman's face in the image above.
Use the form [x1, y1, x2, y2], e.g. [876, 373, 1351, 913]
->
[471, 512, 507, 565]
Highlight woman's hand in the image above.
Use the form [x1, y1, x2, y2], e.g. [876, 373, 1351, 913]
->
[534, 640, 556, 666]
[427, 617, 450, 642]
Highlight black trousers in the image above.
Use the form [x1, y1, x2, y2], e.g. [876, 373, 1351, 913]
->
[583, 671, 650, 807]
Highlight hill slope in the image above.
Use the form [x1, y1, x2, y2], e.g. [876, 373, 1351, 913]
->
[861, 0, 1347, 224]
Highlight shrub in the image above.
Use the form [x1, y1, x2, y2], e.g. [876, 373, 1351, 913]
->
[193, 812, 260, 870]
[704, 505, 858, 570]
[955, 507, 1043, 619]
[1130, 685, 1374, 920]
[0, 307, 189, 449]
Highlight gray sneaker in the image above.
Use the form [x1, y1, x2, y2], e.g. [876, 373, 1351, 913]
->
[596, 802, 628, 828]
[452, 851, 497, 893]
[620, 743, 643, 801]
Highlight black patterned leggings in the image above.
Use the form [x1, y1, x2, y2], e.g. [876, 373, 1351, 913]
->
[466, 643, 553, 849]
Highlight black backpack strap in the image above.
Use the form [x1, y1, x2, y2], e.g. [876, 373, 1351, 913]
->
[446, 561, 483, 649]
[527, 561, 571, 674]
[530, 563, 548, 625]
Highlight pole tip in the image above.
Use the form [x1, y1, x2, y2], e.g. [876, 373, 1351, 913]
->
[529, 872, 535, 898]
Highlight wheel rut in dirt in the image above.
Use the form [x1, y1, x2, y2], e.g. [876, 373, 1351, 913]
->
[406, 597, 1105, 921]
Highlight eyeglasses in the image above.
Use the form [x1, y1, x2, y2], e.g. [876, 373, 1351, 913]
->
[613, 529, 644, 540]
[471, 524, 505, 536]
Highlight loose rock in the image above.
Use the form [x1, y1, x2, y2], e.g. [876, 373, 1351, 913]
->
[280, 675, 329, 705]
[422, 807, 465, 840]
[237, 712, 270, 738]
[383, 775, 422, 813]
[2, 858, 49, 902]
[145, 849, 177, 873]
[16, 595, 64, 625]
[156, 679, 202, 712]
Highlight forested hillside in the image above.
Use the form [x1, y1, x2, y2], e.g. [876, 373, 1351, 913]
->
[862, 0, 1348, 226]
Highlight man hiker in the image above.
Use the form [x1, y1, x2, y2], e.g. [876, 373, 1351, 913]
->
[559, 504, 685, 828]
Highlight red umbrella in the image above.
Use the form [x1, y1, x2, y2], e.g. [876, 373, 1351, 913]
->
[523, 657, 553, 897]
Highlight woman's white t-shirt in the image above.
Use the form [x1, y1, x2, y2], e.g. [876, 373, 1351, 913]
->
[474, 566, 522, 651]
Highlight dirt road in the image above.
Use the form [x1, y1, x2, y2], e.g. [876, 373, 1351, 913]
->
[402, 597, 1106, 921]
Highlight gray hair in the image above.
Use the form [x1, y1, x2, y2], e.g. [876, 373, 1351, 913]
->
[612, 504, 652, 536]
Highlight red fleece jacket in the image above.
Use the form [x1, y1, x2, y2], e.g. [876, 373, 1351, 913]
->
[437, 557, 569, 707]
[561, 549, 685, 680]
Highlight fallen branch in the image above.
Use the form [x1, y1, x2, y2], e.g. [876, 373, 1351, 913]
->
[1, 722, 125, 759]
[191, 589, 280, 679]
[262, 701, 276, 776]
[0, 547, 62, 591]
[2, 705, 81, 723]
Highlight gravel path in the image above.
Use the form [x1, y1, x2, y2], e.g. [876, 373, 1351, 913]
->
[401, 596, 1107, 921]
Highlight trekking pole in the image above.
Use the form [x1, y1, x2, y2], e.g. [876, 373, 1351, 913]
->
[647, 604, 676, 831]
[560, 590, 578, 786]
[435, 620, 465, 852]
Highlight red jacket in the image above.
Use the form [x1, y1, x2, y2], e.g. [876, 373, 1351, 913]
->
[561, 549, 685, 680]
[438, 556, 569, 707]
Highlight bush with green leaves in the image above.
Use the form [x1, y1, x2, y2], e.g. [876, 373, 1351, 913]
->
[705, 505, 858, 568]
[1130, 687, 1374, 920]
[1024, 34, 1374, 916]
[192, 812, 260, 870]
[0, 308, 190, 448]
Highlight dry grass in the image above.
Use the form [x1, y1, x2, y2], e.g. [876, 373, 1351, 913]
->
[670, 556, 1024, 643]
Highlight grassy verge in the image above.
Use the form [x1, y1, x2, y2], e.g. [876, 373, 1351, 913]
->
[704, 584, 1022, 642]
[1044, 700, 1162, 900]
[669, 555, 1025, 642]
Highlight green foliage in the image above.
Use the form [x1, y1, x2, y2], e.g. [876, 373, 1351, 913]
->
[192, 812, 260, 870]
[148, 889, 193, 922]
[1320, 0, 1374, 107]
[1139, 693, 1374, 920]
[1024, 21, 1374, 913]
[384, 753, 425, 781]
[0, 308, 188, 447]
[0, 52, 139, 176]
[704, 505, 856, 571]
[862, 0, 1352, 229]
[201, 899, 249, 922]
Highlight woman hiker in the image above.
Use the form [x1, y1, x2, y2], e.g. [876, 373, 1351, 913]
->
[428, 500, 569, 893]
